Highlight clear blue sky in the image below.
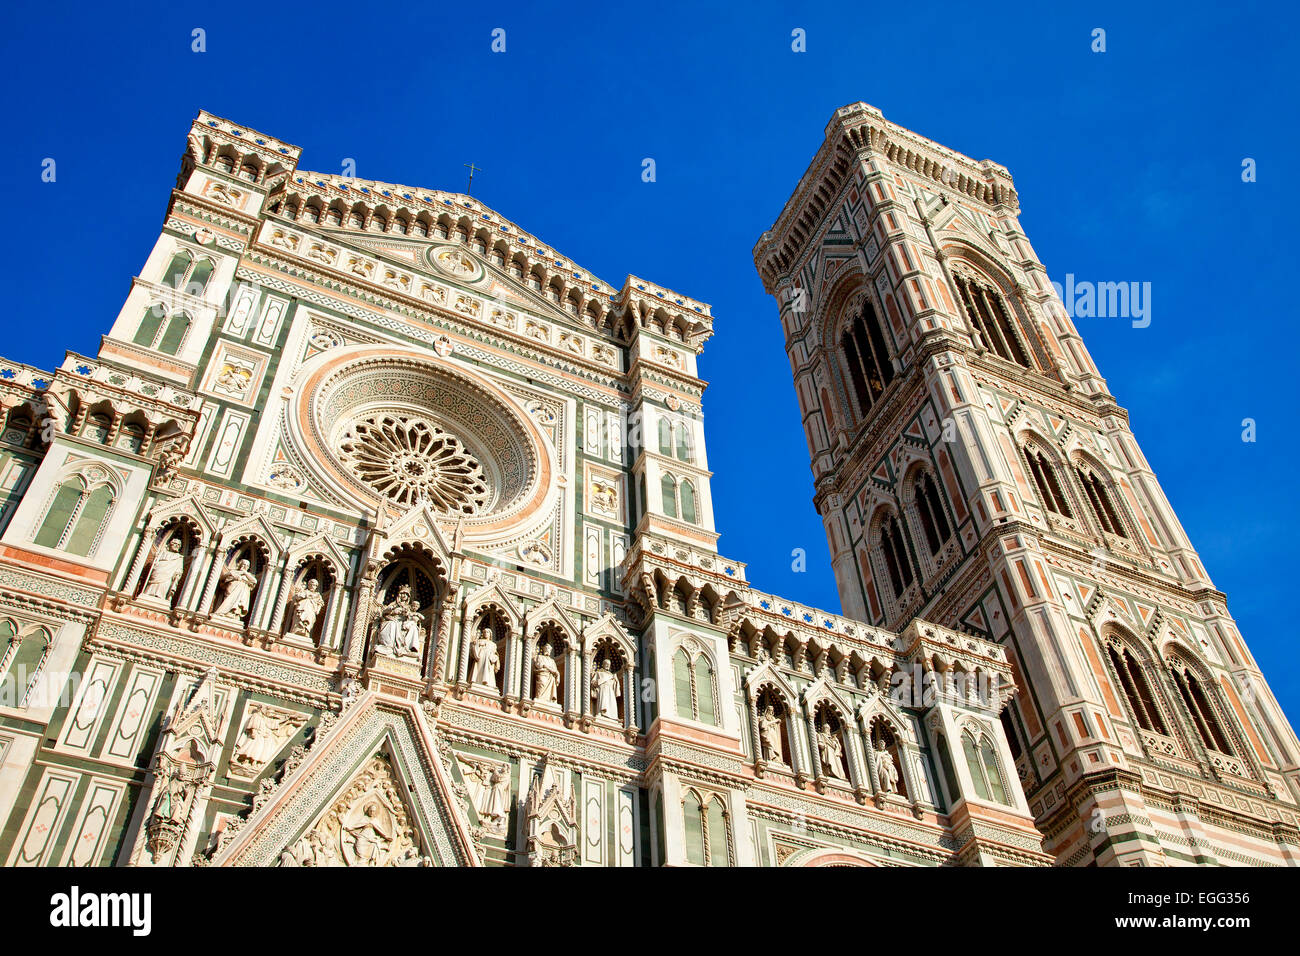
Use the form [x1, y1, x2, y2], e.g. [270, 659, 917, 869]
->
[1, 1, 1295, 723]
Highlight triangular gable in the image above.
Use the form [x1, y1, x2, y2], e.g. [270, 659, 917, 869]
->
[147, 493, 217, 542]
[211, 694, 478, 866]
[581, 612, 636, 665]
[217, 512, 285, 561]
[741, 659, 799, 704]
[524, 595, 582, 640]
[287, 531, 354, 586]
[464, 580, 524, 627]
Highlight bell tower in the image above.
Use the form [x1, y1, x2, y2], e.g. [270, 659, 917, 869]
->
[754, 102, 1300, 866]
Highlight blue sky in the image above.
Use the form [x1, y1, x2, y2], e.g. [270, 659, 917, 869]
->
[1, 1, 1296, 722]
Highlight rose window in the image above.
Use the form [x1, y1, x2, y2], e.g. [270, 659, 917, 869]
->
[338, 414, 490, 513]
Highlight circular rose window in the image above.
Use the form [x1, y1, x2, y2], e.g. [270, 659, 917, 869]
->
[291, 348, 554, 532]
[338, 414, 490, 513]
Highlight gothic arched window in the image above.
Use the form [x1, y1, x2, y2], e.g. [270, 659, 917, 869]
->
[680, 480, 698, 524]
[1075, 462, 1127, 538]
[953, 269, 1032, 367]
[914, 470, 952, 556]
[1168, 656, 1235, 755]
[1023, 446, 1073, 518]
[961, 729, 1009, 805]
[658, 418, 672, 456]
[1105, 636, 1168, 736]
[157, 310, 191, 356]
[878, 513, 914, 601]
[0, 620, 53, 708]
[661, 474, 678, 519]
[161, 251, 192, 290]
[675, 423, 693, 462]
[134, 304, 168, 349]
[673, 645, 717, 725]
[840, 298, 895, 419]
[33, 474, 115, 557]
[682, 790, 729, 867]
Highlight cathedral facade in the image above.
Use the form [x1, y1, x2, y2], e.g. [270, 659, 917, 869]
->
[0, 106, 1291, 867]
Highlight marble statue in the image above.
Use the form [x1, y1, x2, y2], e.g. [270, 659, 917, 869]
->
[375, 584, 423, 658]
[287, 578, 326, 638]
[817, 723, 846, 779]
[876, 747, 900, 795]
[213, 558, 257, 621]
[469, 626, 500, 687]
[140, 538, 187, 602]
[591, 658, 620, 720]
[533, 641, 560, 704]
[759, 705, 785, 765]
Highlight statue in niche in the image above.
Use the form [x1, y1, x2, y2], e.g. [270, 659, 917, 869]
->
[140, 538, 187, 602]
[758, 704, 786, 766]
[213, 558, 258, 621]
[591, 657, 621, 720]
[459, 755, 513, 833]
[533, 641, 560, 705]
[287, 578, 326, 639]
[876, 746, 900, 795]
[816, 721, 846, 780]
[374, 584, 424, 659]
[469, 626, 500, 687]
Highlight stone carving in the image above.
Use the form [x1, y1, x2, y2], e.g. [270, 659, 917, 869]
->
[286, 578, 326, 639]
[520, 539, 551, 566]
[205, 181, 241, 207]
[459, 754, 512, 833]
[306, 242, 336, 265]
[374, 584, 425, 659]
[469, 626, 500, 688]
[817, 722, 846, 780]
[759, 705, 786, 766]
[140, 538, 187, 603]
[338, 413, 489, 512]
[533, 641, 560, 705]
[524, 757, 577, 866]
[213, 559, 257, 622]
[229, 704, 307, 778]
[591, 658, 621, 720]
[276, 752, 427, 866]
[268, 229, 298, 251]
[876, 746, 900, 795]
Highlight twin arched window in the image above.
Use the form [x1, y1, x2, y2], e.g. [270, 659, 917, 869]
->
[877, 512, 914, 601]
[133, 304, 192, 356]
[682, 789, 730, 866]
[1106, 638, 1168, 736]
[960, 728, 1009, 805]
[953, 269, 1031, 367]
[661, 474, 698, 524]
[1023, 446, 1072, 517]
[160, 250, 215, 299]
[1168, 657, 1235, 756]
[658, 417, 694, 463]
[0, 619, 53, 708]
[840, 299, 895, 419]
[912, 470, 952, 556]
[1075, 462, 1127, 538]
[33, 474, 115, 557]
[673, 646, 717, 725]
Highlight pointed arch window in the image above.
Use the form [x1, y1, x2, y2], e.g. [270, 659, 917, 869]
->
[1076, 463, 1127, 537]
[1023, 447, 1073, 517]
[0, 620, 54, 708]
[914, 471, 952, 556]
[661, 474, 678, 520]
[159, 248, 215, 298]
[961, 729, 1009, 805]
[680, 480, 698, 524]
[658, 418, 672, 456]
[878, 513, 914, 599]
[840, 299, 895, 418]
[1105, 638, 1168, 736]
[673, 645, 717, 725]
[133, 304, 191, 355]
[1169, 659, 1234, 755]
[953, 270, 1031, 367]
[33, 475, 115, 557]
[683, 790, 730, 866]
